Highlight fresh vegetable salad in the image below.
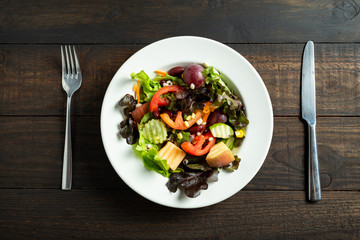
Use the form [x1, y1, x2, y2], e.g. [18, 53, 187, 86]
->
[118, 63, 249, 198]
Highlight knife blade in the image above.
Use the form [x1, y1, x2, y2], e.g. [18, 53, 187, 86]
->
[302, 41, 321, 201]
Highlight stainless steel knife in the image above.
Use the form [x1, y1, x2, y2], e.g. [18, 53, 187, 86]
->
[302, 41, 321, 201]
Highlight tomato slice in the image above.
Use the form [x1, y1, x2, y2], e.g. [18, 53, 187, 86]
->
[181, 132, 216, 156]
[149, 85, 185, 113]
[160, 110, 202, 130]
[131, 102, 149, 123]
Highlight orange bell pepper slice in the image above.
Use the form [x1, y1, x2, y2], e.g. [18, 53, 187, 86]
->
[160, 110, 202, 130]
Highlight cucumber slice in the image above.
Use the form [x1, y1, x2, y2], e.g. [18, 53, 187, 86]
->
[223, 136, 235, 150]
[209, 123, 234, 139]
[143, 119, 168, 144]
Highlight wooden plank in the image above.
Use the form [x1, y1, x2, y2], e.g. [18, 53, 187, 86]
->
[0, 44, 359, 116]
[0, 189, 359, 239]
[250, 116, 360, 191]
[0, 44, 134, 116]
[1, 116, 359, 190]
[1, 0, 360, 43]
[236, 43, 360, 116]
[0, 116, 123, 189]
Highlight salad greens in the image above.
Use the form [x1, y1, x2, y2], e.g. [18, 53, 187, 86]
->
[135, 129, 174, 177]
[166, 168, 218, 198]
[131, 70, 161, 102]
[118, 63, 249, 198]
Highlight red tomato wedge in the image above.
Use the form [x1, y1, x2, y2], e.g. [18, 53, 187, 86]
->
[149, 85, 185, 113]
[131, 102, 149, 123]
[181, 132, 216, 156]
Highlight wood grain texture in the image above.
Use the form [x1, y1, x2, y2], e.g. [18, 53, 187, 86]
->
[0, 44, 134, 116]
[0, 189, 359, 240]
[0, 116, 122, 189]
[251, 117, 360, 191]
[1, 0, 360, 43]
[1, 116, 359, 190]
[236, 43, 360, 116]
[1, 1, 359, 239]
[0, 44, 359, 116]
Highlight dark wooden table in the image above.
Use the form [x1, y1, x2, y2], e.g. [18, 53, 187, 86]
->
[1, 1, 360, 239]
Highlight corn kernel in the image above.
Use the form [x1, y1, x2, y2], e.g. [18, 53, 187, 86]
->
[190, 83, 195, 89]
[186, 115, 192, 121]
[177, 132, 183, 139]
[196, 118, 203, 125]
[235, 129, 245, 138]
[192, 113, 195, 118]
[184, 121, 189, 127]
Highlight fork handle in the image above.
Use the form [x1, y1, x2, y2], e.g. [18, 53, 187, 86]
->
[62, 95, 72, 190]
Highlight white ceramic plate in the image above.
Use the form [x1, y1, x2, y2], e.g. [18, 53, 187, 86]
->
[100, 36, 273, 209]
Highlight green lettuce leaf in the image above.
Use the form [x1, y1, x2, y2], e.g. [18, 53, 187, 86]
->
[141, 147, 171, 178]
[135, 129, 173, 177]
[203, 66, 232, 96]
[225, 107, 249, 130]
[204, 65, 248, 130]
[131, 71, 161, 102]
[203, 66, 242, 110]
[218, 136, 235, 150]
[140, 111, 153, 124]
[217, 92, 242, 111]
[175, 131, 191, 145]
[153, 74, 189, 89]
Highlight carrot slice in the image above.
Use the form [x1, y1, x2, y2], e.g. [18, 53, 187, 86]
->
[136, 79, 140, 103]
[202, 111, 211, 124]
[202, 102, 212, 123]
[155, 70, 168, 77]
[200, 102, 213, 134]
[203, 102, 212, 114]
[132, 79, 141, 104]
[132, 81, 138, 93]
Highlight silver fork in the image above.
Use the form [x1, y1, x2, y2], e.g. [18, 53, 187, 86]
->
[61, 45, 82, 190]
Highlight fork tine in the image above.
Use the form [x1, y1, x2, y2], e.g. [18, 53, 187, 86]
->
[61, 46, 66, 76]
[64, 45, 71, 75]
[72, 46, 81, 76]
[68, 45, 75, 76]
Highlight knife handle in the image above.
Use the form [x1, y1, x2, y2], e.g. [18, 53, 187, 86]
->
[308, 123, 321, 201]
